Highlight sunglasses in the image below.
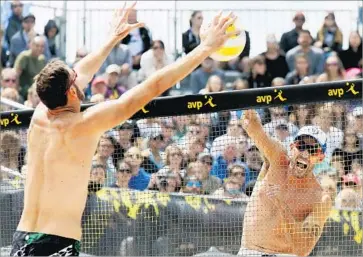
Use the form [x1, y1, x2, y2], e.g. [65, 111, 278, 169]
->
[119, 168, 132, 174]
[189, 130, 201, 135]
[201, 159, 212, 166]
[126, 153, 141, 159]
[294, 140, 321, 155]
[4, 79, 16, 83]
[186, 181, 202, 188]
[231, 172, 245, 177]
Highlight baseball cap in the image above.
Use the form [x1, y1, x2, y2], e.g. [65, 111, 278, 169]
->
[294, 126, 327, 153]
[91, 77, 107, 87]
[106, 64, 121, 74]
[198, 152, 213, 163]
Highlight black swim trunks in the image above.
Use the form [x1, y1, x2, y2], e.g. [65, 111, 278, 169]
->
[10, 231, 81, 256]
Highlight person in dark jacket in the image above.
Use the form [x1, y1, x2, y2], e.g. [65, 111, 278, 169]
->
[279, 12, 306, 54]
[121, 9, 152, 70]
[241, 55, 271, 89]
[43, 20, 59, 60]
[5, 1, 24, 46]
[339, 31, 362, 70]
[182, 11, 203, 55]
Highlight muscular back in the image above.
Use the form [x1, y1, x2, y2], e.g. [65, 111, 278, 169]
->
[17, 104, 101, 240]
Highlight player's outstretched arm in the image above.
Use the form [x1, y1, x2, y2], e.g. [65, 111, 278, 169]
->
[241, 110, 287, 167]
[80, 12, 240, 135]
[73, 2, 144, 91]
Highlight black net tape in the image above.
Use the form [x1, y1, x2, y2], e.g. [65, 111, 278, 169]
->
[0, 80, 362, 256]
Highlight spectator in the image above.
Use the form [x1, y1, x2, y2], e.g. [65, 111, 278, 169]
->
[72, 46, 88, 67]
[189, 57, 225, 94]
[90, 76, 107, 98]
[289, 104, 316, 128]
[181, 175, 202, 194]
[14, 36, 46, 99]
[314, 105, 344, 162]
[160, 120, 176, 150]
[158, 145, 184, 188]
[213, 178, 249, 199]
[43, 19, 59, 60]
[182, 11, 203, 55]
[338, 31, 362, 70]
[0, 25, 5, 71]
[241, 55, 271, 88]
[314, 12, 343, 53]
[92, 134, 117, 186]
[0, 131, 22, 172]
[104, 64, 126, 100]
[245, 145, 263, 181]
[280, 12, 306, 53]
[316, 55, 346, 82]
[1, 87, 21, 111]
[331, 102, 348, 131]
[261, 34, 289, 81]
[195, 153, 222, 194]
[271, 77, 285, 87]
[273, 123, 294, 154]
[9, 13, 36, 67]
[124, 147, 151, 191]
[227, 162, 249, 190]
[351, 107, 363, 148]
[110, 161, 132, 189]
[210, 137, 239, 180]
[113, 121, 134, 162]
[335, 188, 361, 209]
[319, 175, 337, 203]
[138, 40, 173, 84]
[24, 83, 40, 108]
[342, 173, 362, 194]
[1, 68, 18, 91]
[199, 74, 224, 94]
[99, 42, 132, 75]
[182, 138, 205, 168]
[286, 30, 325, 75]
[121, 9, 152, 70]
[88, 164, 106, 193]
[5, 1, 24, 47]
[141, 130, 165, 174]
[263, 107, 298, 137]
[332, 128, 362, 174]
[285, 53, 309, 85]
[232, 78, 249, 90]
[119, 63, 137, 90]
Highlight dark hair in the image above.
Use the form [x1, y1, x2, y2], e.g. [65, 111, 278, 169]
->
[189, 11, 202, 27]
[299, 29, 311, 36]
[35, 59, 71, 110]
[152, 40, 165, 50]
[44, 20, 59, 38]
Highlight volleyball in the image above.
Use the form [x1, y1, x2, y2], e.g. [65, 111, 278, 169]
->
[202, 17, 246, 62]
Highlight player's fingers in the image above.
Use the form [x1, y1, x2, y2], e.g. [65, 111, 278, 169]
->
[224, 29, 241, 39]
[213, 11, 222, 26]
[130, 22, 145, 30]
[118, 2, 127, 17]
[124, 1, 137, 20]
[219, 11, 234, 28]
[221, 15, 237, 31]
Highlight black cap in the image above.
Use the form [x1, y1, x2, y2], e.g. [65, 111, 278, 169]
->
[23, 14, 36, 22]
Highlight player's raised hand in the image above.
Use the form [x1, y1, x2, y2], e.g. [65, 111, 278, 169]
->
[241, 109, 261, 130]
[200, 12, 240, 52]
[109, 2, 145, 40]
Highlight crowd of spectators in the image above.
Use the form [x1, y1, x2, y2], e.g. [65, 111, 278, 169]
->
[1, 1, 362, 210]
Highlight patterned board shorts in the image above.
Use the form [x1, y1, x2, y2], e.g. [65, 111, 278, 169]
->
[10, 231, 81, 256]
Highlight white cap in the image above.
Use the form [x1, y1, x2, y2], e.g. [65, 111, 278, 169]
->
[294, 125, 327, 153]
[106, 64, 121, 74]
[353, 106, 363, 117]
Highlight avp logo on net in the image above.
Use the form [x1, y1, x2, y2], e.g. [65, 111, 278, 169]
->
[187, 95, 217, 110]
[328, 82, 360, 98]
[256, 89, 287, 104]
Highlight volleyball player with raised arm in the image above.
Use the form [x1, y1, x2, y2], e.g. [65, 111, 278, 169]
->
[239, 109, 333, 257]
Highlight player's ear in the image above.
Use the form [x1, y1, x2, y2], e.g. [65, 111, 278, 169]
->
[67, 85, 78, 99]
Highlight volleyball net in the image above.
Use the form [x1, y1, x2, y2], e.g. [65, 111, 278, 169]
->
[0, 79, 362, 256]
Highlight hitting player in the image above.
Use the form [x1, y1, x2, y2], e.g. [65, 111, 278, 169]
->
[239, 109, 333, 257]
[10, 2, 240, 256]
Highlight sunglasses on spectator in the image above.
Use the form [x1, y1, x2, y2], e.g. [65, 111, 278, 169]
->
[118, 168, 132, 174]
[231, 171, 245, 177]
[126, 153, 142, 159]
[170, 152, 182, 157]
[189, 130, 201, 135]
[294, 140, 321, 155]
[186, 181, 202, 188]
[201, 159, 212, 166]
[4, 78, 16, 83]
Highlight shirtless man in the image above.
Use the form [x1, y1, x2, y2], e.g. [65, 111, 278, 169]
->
[239, 110, 333, 257]
[10, 3, 239, 256]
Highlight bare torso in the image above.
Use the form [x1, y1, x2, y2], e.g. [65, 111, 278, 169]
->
[242, 156, 323, 254]
[17, 104, 101, 240]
